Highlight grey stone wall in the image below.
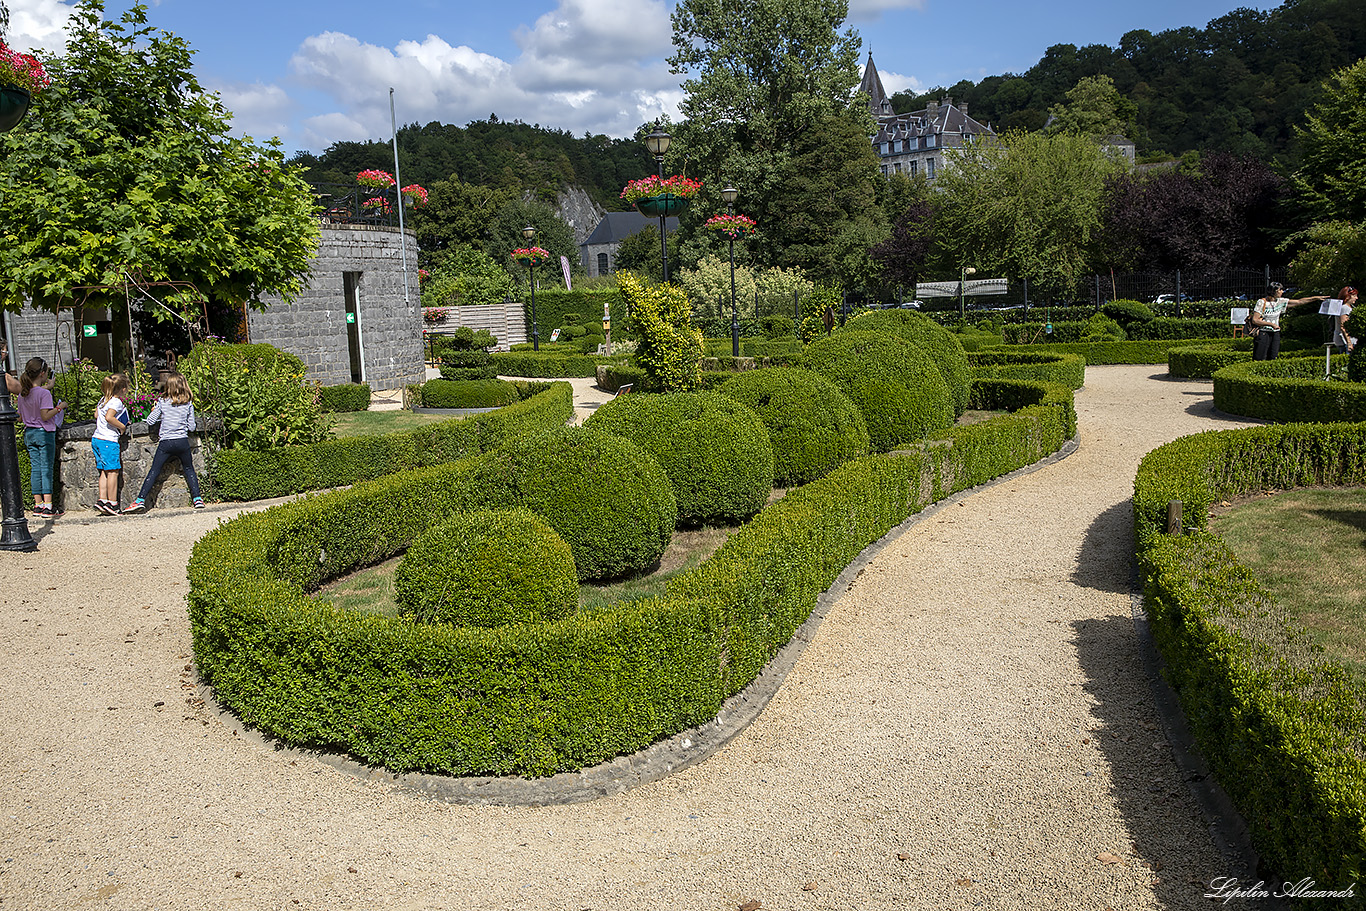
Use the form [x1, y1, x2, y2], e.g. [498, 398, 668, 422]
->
[248, 224, 424, 390]
[4, 307, 108, 374]
[54, 421, 207, 511]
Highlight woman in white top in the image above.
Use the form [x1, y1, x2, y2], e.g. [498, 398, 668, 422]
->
[1250, 282, 1327, 361]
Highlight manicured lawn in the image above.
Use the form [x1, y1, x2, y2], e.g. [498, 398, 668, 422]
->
[330, 410, 454, 437]
[1210, 487, 1366, 688]
[316, 523, 738, 618]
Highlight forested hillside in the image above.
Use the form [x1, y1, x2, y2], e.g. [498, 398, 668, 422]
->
[289, 117, 654, 211]
[888, 0, 1366, 162]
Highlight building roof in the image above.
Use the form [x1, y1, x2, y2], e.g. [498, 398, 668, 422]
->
[862, 54, 994, 143]
[579, 211, 680, 248]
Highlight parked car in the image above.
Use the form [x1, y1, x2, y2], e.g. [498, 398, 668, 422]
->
[1151, 293, 1191, 304]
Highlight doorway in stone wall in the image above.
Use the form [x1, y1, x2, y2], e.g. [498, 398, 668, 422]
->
[344, 271, 364, 383]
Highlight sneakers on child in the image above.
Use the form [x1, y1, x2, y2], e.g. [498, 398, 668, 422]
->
[31, 504, 50, 518]
[95, 500, 118, 516]
[192, 497, 205, 509]
[121, 499, 146, 515]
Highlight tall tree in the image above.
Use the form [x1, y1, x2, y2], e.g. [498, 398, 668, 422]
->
[0, 1, 317, 329]
[413, 177, 515, 270]
[484, 198, 577, 285]
[667, 0, 874, 284]
[1103, 153, 1286, 272]
[1046, 74, 1138, 140]
[932, 131, 1121, 301]
[1291, 57, 1366, 222]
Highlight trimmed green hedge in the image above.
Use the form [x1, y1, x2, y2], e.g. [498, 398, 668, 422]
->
[318, 383, 371, 413]
[1003, 318, 1228, 343]
[596, 363, 654, 394]
[802, 331, 954, 452]
[187, 377, 1074, 778]
[845, 309, 973, 416]
[716, 367, 870, 487]
[586, 392, 774, 525]
[1134, 425, 1366, 897]
[491, 351, 626, 378]
[1004, 338, 1231, 365]
[420, 378, 522, 409]
[1212, 356, 1366, 423]
[1168, 341, 1321, 379]
[212, 382, 574, 500]
[966, 351, 1086, 390]
[395, 508, 579, 627]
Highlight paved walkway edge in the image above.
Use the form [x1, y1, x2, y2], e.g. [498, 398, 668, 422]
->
[199, 436, 1084, 807]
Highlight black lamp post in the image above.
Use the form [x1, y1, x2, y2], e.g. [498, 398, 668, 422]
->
[0, 93, 35, 552]
[722, 185, 740, 358]
[522, 225, 540, 351]
[644, 124, 671, 283]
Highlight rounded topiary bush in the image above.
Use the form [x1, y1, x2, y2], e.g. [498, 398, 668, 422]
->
[717, 367, 869, 487]
[801, 331, 953, 452]
[1101, 299, 1154, 326]
[844, 309, 971, 416]
[439, 348, 497, 381]
[421, 378, 521, 408]
[464, 426, 676, 581]
[394, 508, 578, 627]
[585, 391, 774, 525]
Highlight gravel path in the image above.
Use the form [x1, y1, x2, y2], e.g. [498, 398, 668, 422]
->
[0, 366, 1258, 911]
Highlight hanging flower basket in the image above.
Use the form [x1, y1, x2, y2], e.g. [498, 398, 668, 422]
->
[356, 169, 396, 189]
[512, 246, 552, 267]
[400, 184, 429, 208]
[635, 194, 691, 218]
[0, 42, 50, 95]
[0, 86, 30, 133]
[362, 195, 392, 215]
[621, 175, 702, 218]
[704, 213, 757, 238]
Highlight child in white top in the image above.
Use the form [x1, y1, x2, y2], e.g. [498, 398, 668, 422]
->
[92, 373, 130, 516]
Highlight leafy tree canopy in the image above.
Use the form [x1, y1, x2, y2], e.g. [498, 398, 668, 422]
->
[666, 0, 875, 286]
[1045, 74, 1138, 141]
[0, 0, 318, 318]
[885, 0, 1366, 162]
[1291, 56, 1366, 222]
[931, 130, 1122, 300]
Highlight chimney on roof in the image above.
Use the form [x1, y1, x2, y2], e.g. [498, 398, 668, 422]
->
[926, 98, 939, 119]
[960, 102, 969, 117]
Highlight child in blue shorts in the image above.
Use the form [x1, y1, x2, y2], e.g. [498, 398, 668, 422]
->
[92, 373, 130, 516]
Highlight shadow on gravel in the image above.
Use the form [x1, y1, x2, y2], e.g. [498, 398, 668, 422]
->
[1070, 501, 1134, 596]
[1071, 614, 1254, 906]
[1184, 400, 1258, 423]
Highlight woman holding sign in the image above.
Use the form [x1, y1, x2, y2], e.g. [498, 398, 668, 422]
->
[1332, 286, 1359, 354]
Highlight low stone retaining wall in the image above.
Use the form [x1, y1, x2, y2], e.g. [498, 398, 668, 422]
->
[57, 421, 209, 510]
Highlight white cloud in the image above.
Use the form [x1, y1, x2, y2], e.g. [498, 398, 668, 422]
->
[284, 2, 682, 151]
[4, 0, 73, 54]
[879, 68, 924, 97]
[211, 80, 293, 142]
[847, 0, 927, 20]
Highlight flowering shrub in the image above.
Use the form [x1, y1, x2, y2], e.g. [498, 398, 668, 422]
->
[418, 268, 431, 283]
[356, 169, 395, 189]
[0, 42, 50, 95]
[423, 307, 449, 323]
[401, 184, 428, 207]
[704, 213, 757, 238]
[511, 246, 552, 266]
[180, 341, 332, 451]
[620, 175, 703, 203]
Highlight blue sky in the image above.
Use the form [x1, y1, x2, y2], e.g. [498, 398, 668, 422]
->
[6, 0, 1281, 154]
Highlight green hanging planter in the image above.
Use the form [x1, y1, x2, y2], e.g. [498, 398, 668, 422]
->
[634, 194, 689, 218]
[0, 86, 32, 133]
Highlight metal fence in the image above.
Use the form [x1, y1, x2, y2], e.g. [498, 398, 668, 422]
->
[310, 183, 408, 228]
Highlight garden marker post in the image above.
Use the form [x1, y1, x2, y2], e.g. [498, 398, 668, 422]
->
[722, 186, 740, 357]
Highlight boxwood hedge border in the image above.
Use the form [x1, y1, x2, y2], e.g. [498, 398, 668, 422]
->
[1134, 424, 1366, 897]
[188, 377, 1075, 795]
[966, 350, 1086, 390]
[212, 382, 573, 500]
[1005, 338, 1231, 365]
[1212, 356, 1366, 423]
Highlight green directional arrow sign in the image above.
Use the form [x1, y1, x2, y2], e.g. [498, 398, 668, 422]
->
[346, 312, 356, 324]
[83, 324, 98, 338]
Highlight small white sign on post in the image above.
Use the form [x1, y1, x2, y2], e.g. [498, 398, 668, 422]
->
[550, 327, 561, 342]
